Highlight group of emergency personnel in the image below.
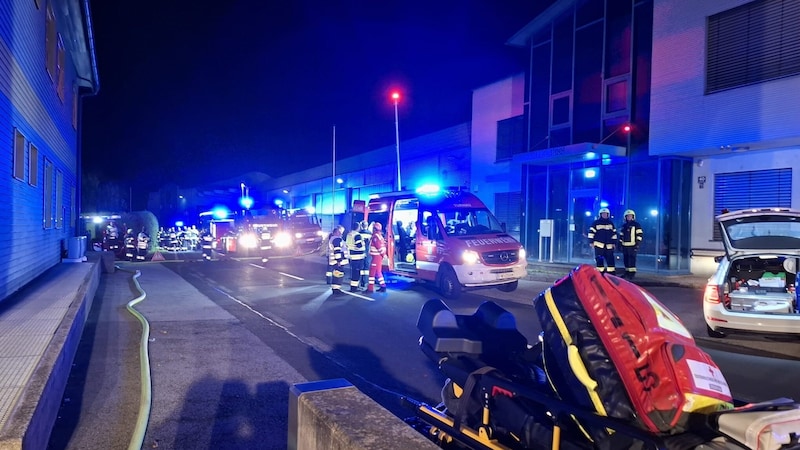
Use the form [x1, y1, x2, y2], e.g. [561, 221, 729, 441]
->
[157, 226, 200, 251]
[326, 220, 387, 295]
[121, 227, 150, 261]
[587, 208, 644, 279]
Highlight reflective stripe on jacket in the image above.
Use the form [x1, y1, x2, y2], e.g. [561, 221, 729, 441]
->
[619, 221, 643, 247]
[588, 219, 617, 250]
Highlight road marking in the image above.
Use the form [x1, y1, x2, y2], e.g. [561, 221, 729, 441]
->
[246, 263, 305, 281]
[279, 272, 304, 280]
[341, 290, 374, 301]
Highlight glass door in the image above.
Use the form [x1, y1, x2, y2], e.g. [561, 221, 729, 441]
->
[568, 189, 599, 264]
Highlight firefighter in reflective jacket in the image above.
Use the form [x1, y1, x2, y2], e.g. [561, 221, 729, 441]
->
[588, 207, 617, 273]
[358, 221, 373, 291]
[328, 225, 348, 294]
[346, 222, 366, 292]
[201, 229, 214, 261]
[368, 222, 387, 293]
[124, 229, 136, 261]
[136, 228, 150, 261]
[618, 209, 643, 279]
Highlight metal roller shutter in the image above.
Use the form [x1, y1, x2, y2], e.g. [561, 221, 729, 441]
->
[712, 168, 792, 240]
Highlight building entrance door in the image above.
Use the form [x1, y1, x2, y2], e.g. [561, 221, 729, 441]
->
[568, 189, 598, 264]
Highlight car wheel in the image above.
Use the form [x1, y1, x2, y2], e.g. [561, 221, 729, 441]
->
[706, 324, 726, 338]
[497, 280, 518, 292]
[438, 267, 462, 299]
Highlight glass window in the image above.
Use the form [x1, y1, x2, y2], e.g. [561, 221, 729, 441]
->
[605, 78, 629, 114]
[57, 35, 65, 100]
[44, 159, 54, 229]
[45, 4, 56, 81]
[56, 170, 63, 228]
[13, 129, 25, 180]
[29, 144, 38, 186]
[551, 93, 571, 127]
[496, 115, 525, 161]
[552, 16, 574, 93]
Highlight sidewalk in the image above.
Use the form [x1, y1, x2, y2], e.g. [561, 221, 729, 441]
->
[0, 255, 308, 450]
[525, 260, 710, 290]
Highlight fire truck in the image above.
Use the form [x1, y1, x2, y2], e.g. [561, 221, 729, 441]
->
[363, 185, 527, 298]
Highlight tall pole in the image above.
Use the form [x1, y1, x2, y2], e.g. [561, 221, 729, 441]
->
[392, 92, 401, 191]
[332, 125, 336, 229]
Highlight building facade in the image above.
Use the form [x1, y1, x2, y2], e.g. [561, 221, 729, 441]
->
[0, 0, 98, 302]
[488, 0, 798, 275]
[650, 0, 800, 274]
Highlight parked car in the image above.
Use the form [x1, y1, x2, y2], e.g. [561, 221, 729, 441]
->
[703, 207, 800, 338]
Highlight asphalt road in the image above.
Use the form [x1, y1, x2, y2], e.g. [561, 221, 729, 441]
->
[48, 253, 800, 449]
[173, 254, 800, 406]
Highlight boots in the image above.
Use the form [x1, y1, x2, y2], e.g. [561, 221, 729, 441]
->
[377, 286, 386, 293]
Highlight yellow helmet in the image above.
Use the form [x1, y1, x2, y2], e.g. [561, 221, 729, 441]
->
[624, 209, 635, 218]
[598, 207, 610, 216]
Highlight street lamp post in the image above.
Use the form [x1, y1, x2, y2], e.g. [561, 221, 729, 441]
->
[392, 91, 401, 191]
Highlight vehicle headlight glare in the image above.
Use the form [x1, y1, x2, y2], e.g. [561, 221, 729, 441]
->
[519, 247, 526, 260]
[462, 250, 480, 265]
[239, 233, 258, 249]
[274, 231, 293, 248]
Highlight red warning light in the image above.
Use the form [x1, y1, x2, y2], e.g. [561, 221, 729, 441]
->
[622, 124, 632, 132]
[391, 91, 401, 102]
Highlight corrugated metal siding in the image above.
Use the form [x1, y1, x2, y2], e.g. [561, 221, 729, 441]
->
[0, 0, 79, 303]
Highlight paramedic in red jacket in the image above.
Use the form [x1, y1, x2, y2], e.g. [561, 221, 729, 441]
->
[367, 222, 387, 293]
[587, 207, 617, 274]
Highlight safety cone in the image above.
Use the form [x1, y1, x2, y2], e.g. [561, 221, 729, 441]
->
[151, 251, 165, 261]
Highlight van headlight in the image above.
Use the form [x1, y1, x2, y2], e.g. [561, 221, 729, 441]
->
[239, 233, 259, 249]
[519, 247, 526, 260]
[462, 250, 480, 265]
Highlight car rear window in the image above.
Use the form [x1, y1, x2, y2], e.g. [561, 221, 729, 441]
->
[724, 220, 800, 250]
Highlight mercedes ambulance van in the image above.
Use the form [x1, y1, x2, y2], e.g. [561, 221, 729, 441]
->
[364, 185, 527, 298]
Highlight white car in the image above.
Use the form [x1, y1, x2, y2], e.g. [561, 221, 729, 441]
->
[703, 207, 800, 338]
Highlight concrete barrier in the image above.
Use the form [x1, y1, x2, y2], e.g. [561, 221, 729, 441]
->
[288, 379, 439, 450]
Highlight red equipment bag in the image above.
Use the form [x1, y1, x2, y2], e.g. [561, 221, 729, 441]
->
[534, 264, 733, 440]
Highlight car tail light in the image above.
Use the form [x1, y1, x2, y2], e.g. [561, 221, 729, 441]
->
[704, 285, 721, 304]
[704, 284, 731, 307]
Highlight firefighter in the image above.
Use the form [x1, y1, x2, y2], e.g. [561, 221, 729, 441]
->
[588, 207, 617, 274]
[136, 227, 150, 261]
[358, 221, 372, 291]
[367, 222, 387, 293]
[105, 220, 120, 253]
[328, 225, 348, 294]
[201, 228, 214, 261]
[123, 228, 136, 261]
[618, 209, 644, 279]
[346, 221, 366, 292]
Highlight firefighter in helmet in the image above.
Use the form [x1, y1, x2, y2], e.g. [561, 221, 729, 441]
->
[368, 222, 387, 293]
[346, 221, 366, 292]
[618, 209, 643, 279]
[328, 225, 349, 294]
[588, 207, 617, 274]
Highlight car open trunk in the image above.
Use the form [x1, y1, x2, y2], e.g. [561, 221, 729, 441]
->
[725, 255, 799, 314]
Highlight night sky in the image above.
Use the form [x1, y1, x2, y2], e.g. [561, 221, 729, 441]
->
[82, 0, 547, 197]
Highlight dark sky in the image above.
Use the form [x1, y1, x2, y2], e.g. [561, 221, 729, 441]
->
[83, 1, 545, 193]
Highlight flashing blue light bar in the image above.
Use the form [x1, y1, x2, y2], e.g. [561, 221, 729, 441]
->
[240, 197, 254, 209]
[415, 184, 441, 195]
[212, 207, 229, 219]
